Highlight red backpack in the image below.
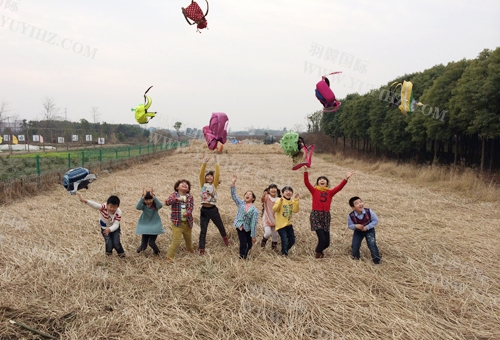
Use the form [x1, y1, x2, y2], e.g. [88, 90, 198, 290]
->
[203, 113, 229, 150]
[182, 0, 209, 32]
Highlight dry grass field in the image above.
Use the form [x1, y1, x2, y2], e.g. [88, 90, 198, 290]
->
[1, 140, 499, 339]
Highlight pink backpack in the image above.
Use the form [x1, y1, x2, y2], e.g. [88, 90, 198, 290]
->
[203, 112, 228, 150]
[315, 72, 342, 112]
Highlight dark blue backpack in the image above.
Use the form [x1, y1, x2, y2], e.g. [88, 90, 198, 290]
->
[62, 167, 97, 194]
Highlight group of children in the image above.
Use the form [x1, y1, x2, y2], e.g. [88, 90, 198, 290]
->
[76, 155, 381, 264]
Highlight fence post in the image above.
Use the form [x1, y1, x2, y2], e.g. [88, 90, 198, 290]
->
[68, 153, 71, 168]
[81, 151, 85, 167]
[99, 149, 102, 162]
[147, 144, 150, 153]
[139, 146, 142, 155]
[115, 149, 118, 159]
[128, 147, 131, 157]
[36, 155, 41, 175]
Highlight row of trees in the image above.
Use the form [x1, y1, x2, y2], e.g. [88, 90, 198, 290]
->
[310, 47, 500, 172]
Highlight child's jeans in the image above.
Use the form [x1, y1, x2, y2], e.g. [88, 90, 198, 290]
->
[352, 228, 380, 264]
[199, 206, 227, 250]
[278, 225, 295, 256]
[237, 228, 253, 259]
[167, 221, 193, 259]
[101, 226, 125, 256]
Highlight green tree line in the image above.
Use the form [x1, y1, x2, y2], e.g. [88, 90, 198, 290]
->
[317, 47, 500, 172]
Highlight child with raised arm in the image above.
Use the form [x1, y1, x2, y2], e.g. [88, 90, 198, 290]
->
[199, 154, 229, 256]
[135, 187, 165, 256]
[230, 175, 259, 259]
[347, 196, 381, 264]
[76, 192, 125, 257]
[260, 184, 281, 250]
[164, 179, 195, 261]
[272, 186, 299, 257]
[304, 168, 354, 258]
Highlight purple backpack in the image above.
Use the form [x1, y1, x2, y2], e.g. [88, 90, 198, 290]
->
[203, 112, 228, 150]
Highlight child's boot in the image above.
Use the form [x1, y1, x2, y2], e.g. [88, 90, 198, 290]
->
[261, 237, 268, 248]
[199, 248, 205, 256]
[271, 241, 278, 250]
[222, 236, 230, 246]
[315, 252, 322, 259]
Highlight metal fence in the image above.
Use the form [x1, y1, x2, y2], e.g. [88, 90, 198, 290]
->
[0, 142, 189, 204]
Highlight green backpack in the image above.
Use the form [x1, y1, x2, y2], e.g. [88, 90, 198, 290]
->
[280, 131, 300, 157]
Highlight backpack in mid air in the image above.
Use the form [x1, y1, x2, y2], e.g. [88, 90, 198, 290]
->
[133, 86, 157, 124]
[315, 72, 342, 112]
[62, 167, 97, 195]
[203, 112, 229, 150]
[182, 0, 209, 32]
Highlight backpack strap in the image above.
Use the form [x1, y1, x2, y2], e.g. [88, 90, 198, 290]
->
[322, 71, 342, 79]
[143, 86, 153, 104]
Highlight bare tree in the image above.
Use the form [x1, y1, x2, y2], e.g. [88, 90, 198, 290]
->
[0, 100, 11, 123]
[293, 123, 305, 133]
[90, 106, 101, 123]
[41, 97, 61, 123]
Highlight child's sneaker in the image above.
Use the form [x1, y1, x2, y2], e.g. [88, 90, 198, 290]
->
[271, 242, 278, 250]
[261, 237, 268, 248]
[199, 249, 205, 256]
[223, 236, 230, 246]
[186, 249, 194, 254]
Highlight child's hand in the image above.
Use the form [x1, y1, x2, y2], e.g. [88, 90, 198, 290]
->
[252, 237, 257, 244]
[362, 226, 367, 232]
[231, 175, 237, 186]
[76, 192, 86, 203]
[294, 193, 300, 199]
[103, 227, 111, 236]
[346, 171, 355, 180]
[203, 154, 211, 163]
[142, 187, 146, 198]
[150, 187, 155, 198]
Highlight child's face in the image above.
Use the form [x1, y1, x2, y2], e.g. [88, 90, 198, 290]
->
[317, 178, 328, 187]
[177, 182, 189, 193]
[244, 191, 255, 203]
[107, 203, 119, 215]
[205, 174, 214, 184]
[352, 199, 364, 213]
[268, 187, 278, 197]
[283, 189, 293, 199]
[144, 198, 153, 207]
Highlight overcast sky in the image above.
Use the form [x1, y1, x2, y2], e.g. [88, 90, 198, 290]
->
[1, 0, 499, 132]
